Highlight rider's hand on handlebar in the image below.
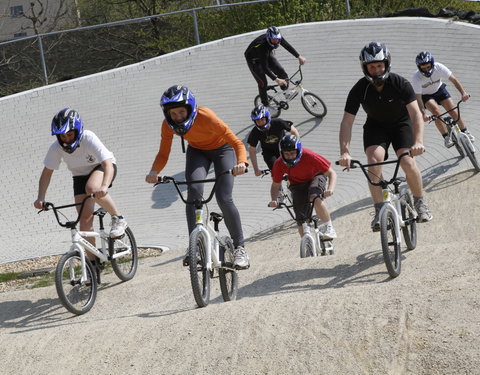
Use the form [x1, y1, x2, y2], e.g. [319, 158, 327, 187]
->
[145, 170, 158, 184]
[410, 142, 425, 157]
[298, 56, 307, 65]
[254, 168, 262, 177]
[461, 93, 471, 102]
[275, 78, 288, 88]
[232, 163, 247, 176]
[268, 200, 278, 208]
[337, 153, 352, 171]
[34, 199, 44, 210]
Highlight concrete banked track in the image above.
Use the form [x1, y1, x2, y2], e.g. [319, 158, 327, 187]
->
[1, 17, 479, 264]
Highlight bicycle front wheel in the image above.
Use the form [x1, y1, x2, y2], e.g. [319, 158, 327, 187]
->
[254, 94, 281, 118]
[400, 187, 417, 250]
[219, 236, 238, 302]
[452, 132, 465, 158]
[301, 92, 327, 118]
[108, 227, 138, 281]
[55, 251, 97, 315]
[380, 208, 401, 278]
[189, 230, 211, 307]
[300, 233, 316, 258]
[460, 135, 480, 172]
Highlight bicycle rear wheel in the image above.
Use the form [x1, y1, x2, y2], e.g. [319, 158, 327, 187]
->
[300, 233, 316, 258]
[400, 187, 417, 250]
[189, 230, 211, 307]
[219, 236, 238, 302]
[108, 227, 138, 281]
[254, 94, 281, 118]
[380, 208, 401, 278]
[55, 251, 97, 315]
[301, 92, 327, 118]
[460, 135, 480, 172]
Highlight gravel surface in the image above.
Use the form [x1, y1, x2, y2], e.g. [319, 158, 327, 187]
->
[1, 170, 479, 374]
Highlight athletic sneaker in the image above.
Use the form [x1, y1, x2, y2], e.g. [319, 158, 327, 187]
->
[463, 130, 475, 142]
[371, 211, 380, 232]
[414, 199, 433, 223]
[110, 216, 127, 238]
[233, 246, 250, 270]
[322, 225, 337, 240]
[444, 135, 454, 148]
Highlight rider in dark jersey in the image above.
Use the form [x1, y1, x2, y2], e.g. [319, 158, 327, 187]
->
[244, 26, 306, 106]
[338, 42, 432, 231]
[247, 104, 299, 175]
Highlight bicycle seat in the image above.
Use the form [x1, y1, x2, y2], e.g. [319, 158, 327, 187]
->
[93, 207, 107, 217]
[210, 212, 223, 222]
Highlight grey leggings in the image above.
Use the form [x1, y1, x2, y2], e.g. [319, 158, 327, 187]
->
[185, 144, 244, 248]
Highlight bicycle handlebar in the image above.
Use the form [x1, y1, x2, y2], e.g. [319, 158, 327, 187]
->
[429, 100, 463, 123]
[155, 169, 247, 208]
[335, 152, 410, 188]
[38, 194, 94, 228]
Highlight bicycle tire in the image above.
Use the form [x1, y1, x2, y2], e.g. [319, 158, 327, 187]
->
[254, 94, 281, 118]
[108, 226, 138, 282]
[188, 230, 211, 307]
[400, 187, 417, 250]
[380, 208, 401, 278]
[55, 251, 97, 315]
[300, 233, 316, 258]
[452, 132, 465, 158]
[301, 92, 327, 118]
[460, 135, 480, 172]
[218, 236, 238, 302]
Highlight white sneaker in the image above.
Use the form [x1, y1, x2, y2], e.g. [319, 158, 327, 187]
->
[444, 135, 454, 148]
[110, 216, 127, 238]
[233, 246, 250, 269]
[322, 225, 337, 240]
[463, 130, 475, 142]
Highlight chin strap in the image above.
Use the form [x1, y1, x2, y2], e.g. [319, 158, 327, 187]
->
[181, 136, 186, 153]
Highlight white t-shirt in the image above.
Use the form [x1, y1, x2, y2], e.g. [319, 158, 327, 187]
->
[44, 129, 116, 176]
[411, 62, 452, 95]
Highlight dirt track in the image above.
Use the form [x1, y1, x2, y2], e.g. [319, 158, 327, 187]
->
[1, 169, 480, 375]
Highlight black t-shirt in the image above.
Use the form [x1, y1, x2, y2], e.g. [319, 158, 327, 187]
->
[247, 118, 293, 155]
[344, 72, 416, 126]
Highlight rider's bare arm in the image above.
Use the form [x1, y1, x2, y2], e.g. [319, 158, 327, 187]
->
[268, 181, 282, 207]
[406, 101, 426, 156]
[339, 112, 356, 169]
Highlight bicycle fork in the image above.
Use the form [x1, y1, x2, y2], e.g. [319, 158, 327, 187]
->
[379, 190, 401, 247]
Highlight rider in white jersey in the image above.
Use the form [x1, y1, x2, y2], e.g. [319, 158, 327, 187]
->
[411, 51, 473, 148]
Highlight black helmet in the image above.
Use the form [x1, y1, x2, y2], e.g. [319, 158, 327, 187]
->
[160, 85, 198, 135]
[359, 41, 391, 86]
[416, 51, 435, 77]
[266, 26, 282, 48]
[279, 134, 302, 168]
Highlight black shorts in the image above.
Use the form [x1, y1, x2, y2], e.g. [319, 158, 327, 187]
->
[363, 122, 413, 159]
[289, 174, 327, 225]
[73, 164, 117, 196]
[422, 83, 451, 105]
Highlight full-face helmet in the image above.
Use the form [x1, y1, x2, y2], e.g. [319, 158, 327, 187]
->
[266, 26, 282, 49]
[160, 85, 198, 135]
[51, 108, 84, 153]
[416, 51, 435, 78]
[279, 134, 302, 168]
[251, 104, 271, 132]
[359, 41, 391, 87]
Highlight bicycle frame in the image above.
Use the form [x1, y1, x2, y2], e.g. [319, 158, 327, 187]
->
[42, 195, 132, 282]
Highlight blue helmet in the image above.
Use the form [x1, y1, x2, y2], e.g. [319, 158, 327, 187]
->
[161, 85, 198, 135]
[251, 104, 271, 132]
[266, 26, 282, 49]
[416, 51, 435, 77]
[359, 41, 391, 86]
[279, 134, 302, 168]
[51, 108, 84, 154]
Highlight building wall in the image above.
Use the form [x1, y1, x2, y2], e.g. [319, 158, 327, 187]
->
[0, 0, 75, 41]
[1, 17, 479, 264]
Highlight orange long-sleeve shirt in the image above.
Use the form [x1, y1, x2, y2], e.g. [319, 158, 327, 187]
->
[150, 107, 248, 173]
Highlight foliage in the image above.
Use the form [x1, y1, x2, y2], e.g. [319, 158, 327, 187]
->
[2, 0, 480, 97]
